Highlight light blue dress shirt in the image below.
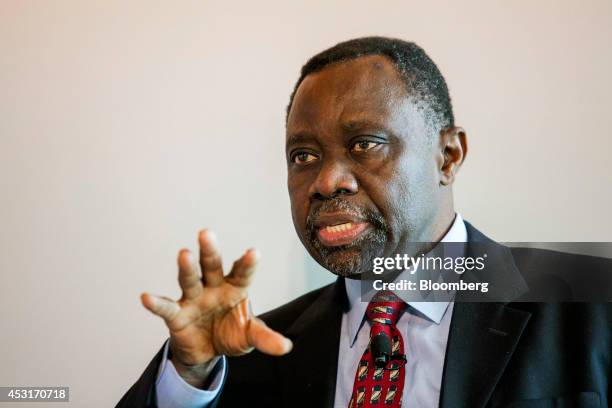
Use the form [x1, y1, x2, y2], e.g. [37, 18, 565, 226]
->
[156, 214, 467, 408]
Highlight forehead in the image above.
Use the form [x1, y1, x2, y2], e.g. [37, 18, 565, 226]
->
[287, 55, 409, 137]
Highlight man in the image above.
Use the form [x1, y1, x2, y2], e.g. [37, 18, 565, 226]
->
[118, 37, 610, 407]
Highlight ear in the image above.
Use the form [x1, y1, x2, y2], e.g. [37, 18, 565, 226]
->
[438, 127, 467, 186]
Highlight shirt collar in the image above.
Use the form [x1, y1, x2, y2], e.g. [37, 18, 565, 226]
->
[344, 213, 467, 346]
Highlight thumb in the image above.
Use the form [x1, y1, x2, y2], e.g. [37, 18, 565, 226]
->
[247, 317, 293, 356]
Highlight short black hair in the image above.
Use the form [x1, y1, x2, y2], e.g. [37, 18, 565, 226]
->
[286, 36, 454, 134]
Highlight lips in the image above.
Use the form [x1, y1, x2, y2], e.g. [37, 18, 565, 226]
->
[313, 212, 370, 247]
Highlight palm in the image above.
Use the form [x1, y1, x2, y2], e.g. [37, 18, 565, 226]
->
[168, 285, 253, 364]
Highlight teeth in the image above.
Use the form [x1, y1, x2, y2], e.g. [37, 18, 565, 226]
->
[325, 222, 354, 233]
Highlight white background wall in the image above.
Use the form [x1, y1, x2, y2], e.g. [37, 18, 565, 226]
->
[1, 1, 611, 406]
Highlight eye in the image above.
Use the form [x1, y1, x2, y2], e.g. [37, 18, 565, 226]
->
[351, 140, 382, 153]
[291, 151, 318, 165]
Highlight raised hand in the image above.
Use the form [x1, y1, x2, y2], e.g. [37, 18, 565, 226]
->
[141, 230, 292, 386]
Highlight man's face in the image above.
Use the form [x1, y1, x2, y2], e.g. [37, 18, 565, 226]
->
[286, 55, 446, 277]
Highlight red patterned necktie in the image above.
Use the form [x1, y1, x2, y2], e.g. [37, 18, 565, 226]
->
[349, 291, 406, 407]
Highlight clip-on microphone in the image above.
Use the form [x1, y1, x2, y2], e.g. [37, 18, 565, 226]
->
[371, 332, 407, 369]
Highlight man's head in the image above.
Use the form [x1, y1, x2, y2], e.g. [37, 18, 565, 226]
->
[285, 37, 467, 278]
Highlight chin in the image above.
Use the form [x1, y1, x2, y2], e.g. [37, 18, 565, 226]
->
[317, 247, 366, 277]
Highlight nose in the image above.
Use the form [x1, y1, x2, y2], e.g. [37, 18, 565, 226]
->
[309, 160, 358, 200]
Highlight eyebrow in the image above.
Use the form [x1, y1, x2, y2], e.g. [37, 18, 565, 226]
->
[285, 132, 315, 148]
[340, 119, 389, 133]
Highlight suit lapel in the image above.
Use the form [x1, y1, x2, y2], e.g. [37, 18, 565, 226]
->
[439, 302, 531, 408]
[439, 222, 532, 408]
[278, 278, 346, 408]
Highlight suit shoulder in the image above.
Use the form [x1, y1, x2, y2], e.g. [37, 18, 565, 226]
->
[510, 246, 612, 270]
[257, 282, 336, 332]
[220, 281, 339, 401]
[510, 246, 612, 301]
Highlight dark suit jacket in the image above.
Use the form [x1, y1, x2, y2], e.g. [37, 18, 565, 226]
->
[117, 223, 611, 407]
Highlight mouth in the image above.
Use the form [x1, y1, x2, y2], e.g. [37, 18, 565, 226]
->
[314, 213, 370, 247]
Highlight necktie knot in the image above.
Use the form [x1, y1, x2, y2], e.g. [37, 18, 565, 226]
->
[365, 291, 405, 327]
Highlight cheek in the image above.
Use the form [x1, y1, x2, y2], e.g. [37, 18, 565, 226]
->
[366, 151, 437, 233]
[288, 178, 310, 230]
[358, 165, 407, 234]
[397, 155, 441, 230]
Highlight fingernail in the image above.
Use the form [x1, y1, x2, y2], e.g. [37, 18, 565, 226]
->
[200, 229, 218, 246]
[284, 338, 293, 352]
[206, 230, 218, 244]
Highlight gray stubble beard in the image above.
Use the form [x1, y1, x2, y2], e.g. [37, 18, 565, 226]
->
[305, 198, 388, 278]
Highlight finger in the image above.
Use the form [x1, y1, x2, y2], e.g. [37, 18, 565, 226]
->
[247, 317, 293, 356]
[178, 249, 203, 300]
[199, 230, 224, 287]
[141, 293, 181, 322]
[226, 249, 259, 288]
